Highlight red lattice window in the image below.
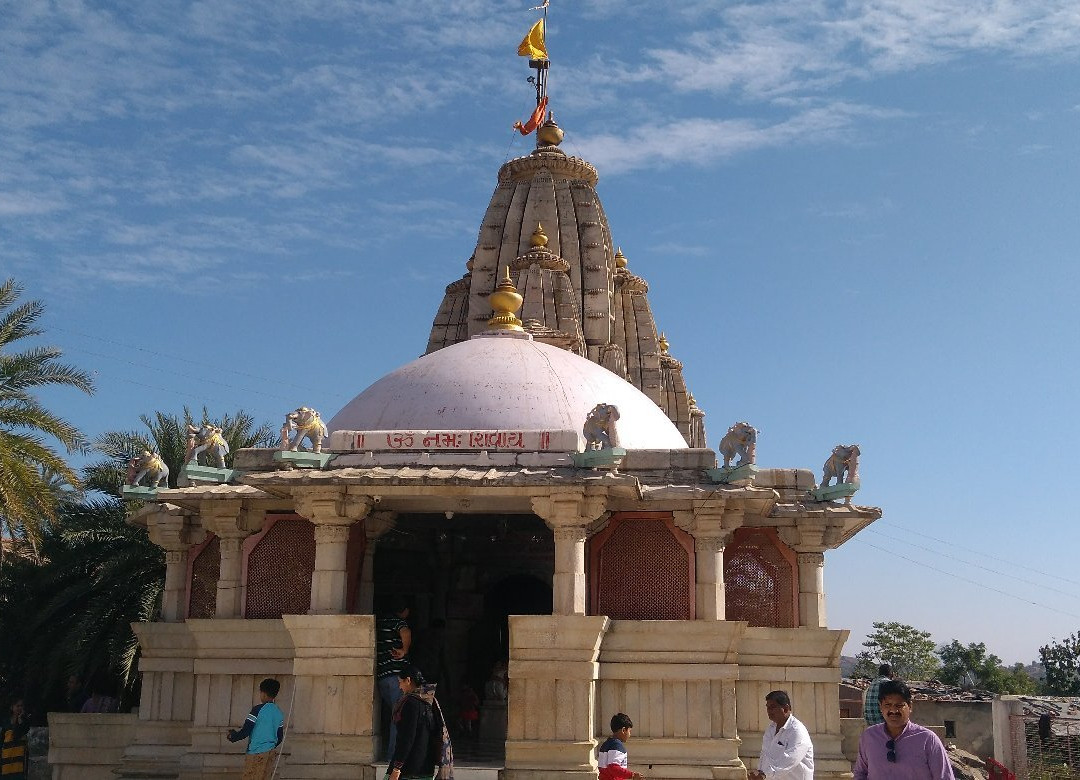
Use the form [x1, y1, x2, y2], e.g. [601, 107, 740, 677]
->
[724, 528, 797, 627]
[588, 512, 694, 620]
[187, 535, 219, 619]
[244, 515, 315, 619]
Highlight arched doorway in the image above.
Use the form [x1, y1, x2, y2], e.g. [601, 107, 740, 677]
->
[369, 513, 553, 764]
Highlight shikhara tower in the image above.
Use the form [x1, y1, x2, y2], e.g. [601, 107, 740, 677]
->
[427, 46, 704, 449]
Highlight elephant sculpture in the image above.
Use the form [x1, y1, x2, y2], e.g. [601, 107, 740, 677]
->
[186, 423, 229, 468]
[128, 450, 169, 488]
[718, 421, 757, 468]
[821, 444, 860, 487]
[582, 403, 620, 450]
[284, 407, 328, 453]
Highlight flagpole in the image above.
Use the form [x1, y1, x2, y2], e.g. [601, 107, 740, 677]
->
[527, 0, 550, 108]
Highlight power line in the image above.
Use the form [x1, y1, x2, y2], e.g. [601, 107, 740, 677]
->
[849, 537, 1080, 621]
[62, 344, 309, 407]
[876, 518, 1080, 588]
[863, 528, 1077, 598]
[52, 325, 314, 394]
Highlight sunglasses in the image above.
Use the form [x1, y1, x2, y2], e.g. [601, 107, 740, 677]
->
[886, 739, 896, 763]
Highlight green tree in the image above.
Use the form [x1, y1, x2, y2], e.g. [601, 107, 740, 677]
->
[853, 621, 941, 680]
[86, 407, 275, 492]
[1, 407, 274, 709]
[937, 639, 1038, 694]
[1039, 631, 1080, 695]
[15, 496, 164, 707]
[0, 278, 94, 559]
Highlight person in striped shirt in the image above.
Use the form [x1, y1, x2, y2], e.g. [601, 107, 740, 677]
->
[597, 713, 644, 780]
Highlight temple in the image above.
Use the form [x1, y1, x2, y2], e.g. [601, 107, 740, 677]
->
[48, 40, 881, 780]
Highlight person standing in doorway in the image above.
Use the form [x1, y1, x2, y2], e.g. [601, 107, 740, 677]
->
[863, 664, 894, 726]
[748, 690, 814, 780]
[377, 599, 412, 760]
[853, 679, 951, 780]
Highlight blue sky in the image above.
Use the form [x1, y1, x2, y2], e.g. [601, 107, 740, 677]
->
[4, 1, 1079, 666]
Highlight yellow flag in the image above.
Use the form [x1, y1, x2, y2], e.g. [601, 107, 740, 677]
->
[517, 19, 547, 59]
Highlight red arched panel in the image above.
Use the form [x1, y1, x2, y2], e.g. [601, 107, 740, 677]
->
[243, 514, 315, 619]
[723, 527, 798, 627]
[588, 512, 694, 620]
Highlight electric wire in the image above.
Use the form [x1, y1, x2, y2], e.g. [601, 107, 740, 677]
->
[849, 537, 1080, 621]
[876, 518, 1080, 588]
[62, 343, 306, 405]
[862, 527, 1077, 598]
[51, 325, 314, 394]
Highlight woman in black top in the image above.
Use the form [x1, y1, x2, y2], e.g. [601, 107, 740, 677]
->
[387, 666, 440, 780]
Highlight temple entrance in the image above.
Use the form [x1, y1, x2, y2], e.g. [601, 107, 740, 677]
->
[370, 512, 553, 765]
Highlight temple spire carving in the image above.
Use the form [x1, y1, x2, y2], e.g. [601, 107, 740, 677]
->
[424, 102, 705, 446]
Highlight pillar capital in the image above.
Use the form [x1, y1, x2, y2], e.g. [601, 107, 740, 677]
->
[293, 487, 374, 526]
[673, 506, 743, 546]
[780, 517, 847, 553]
[531, 490, 607, 530]
[143, 506, 198, 551]
[797, 551, 825, 567]
[199, 500, 249, 538]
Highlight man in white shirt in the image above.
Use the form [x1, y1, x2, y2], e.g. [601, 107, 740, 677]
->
[748, 690, 814, 780]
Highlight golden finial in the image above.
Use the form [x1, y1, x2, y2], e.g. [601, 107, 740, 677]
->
[659, 332, 670, 354]
[487, 266, 524, 331]
[537, 113, 564, 146]
[614, 247, 628, 268]
[531, 223, 549, 248]
[688, 393, 697, 408]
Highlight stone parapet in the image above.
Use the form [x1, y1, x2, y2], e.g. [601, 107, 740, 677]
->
[597, 620, 747, 780]
[736, 627, 850, 779]
[506, 615, 609, 776]
[48, 713, 137, 780]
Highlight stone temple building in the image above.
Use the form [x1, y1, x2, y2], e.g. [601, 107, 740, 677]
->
[48, 114, 881, 780]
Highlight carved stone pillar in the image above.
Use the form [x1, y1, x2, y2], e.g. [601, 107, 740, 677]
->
[358, 511, 397, 614]
[674, 505, 743, 620]
[199, 500, 260, 619]
[797, 551, 826, 628]
[779, 517, 844, 628]
[531, 491, 606, 616]
[144, 506, 199, 622]
[294, 488, 373, 615]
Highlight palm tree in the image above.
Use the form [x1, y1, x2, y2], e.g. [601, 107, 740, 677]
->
[85, 407, 276, 493]
[0, 278, 94, 560]
[2, 407, 275, 709]
[14, 496, 163, 708]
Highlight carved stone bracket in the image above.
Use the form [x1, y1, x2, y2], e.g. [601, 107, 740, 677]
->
[779, 517, 848, 553]
[531, 490, 607, 530]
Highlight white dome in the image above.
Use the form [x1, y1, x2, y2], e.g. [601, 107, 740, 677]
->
[328, 332, 688, 450]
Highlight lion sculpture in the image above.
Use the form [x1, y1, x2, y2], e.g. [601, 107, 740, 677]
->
[186, 423, 229, 469]
[284, 406, 328, 453]
[582, 403, 620, 450]
[821, 444, 860, 487]
[718, 422, 757, 469]
[128, 450, 169, 488]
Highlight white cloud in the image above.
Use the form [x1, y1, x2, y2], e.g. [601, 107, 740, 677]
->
[574, 102, 905, 175]
[639, 0, 1080, 98]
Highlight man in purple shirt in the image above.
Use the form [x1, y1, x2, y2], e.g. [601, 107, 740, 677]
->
[853, 679, 952, 780]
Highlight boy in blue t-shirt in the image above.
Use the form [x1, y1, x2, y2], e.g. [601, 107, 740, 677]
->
[227, 678, 285, 780]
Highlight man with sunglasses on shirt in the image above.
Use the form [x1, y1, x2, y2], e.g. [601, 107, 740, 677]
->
[853, 679, 951, 780]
